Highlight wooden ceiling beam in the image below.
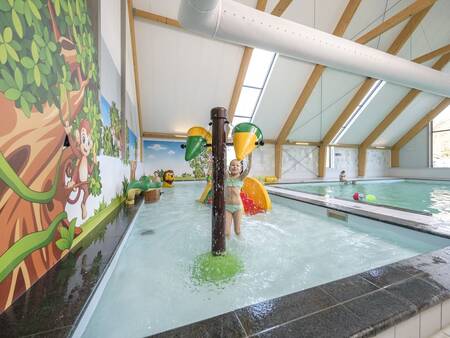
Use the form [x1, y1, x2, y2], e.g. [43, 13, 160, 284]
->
[391, 98, 450, 166]
[355, 0, 436, 45]
[318, 6, 432, 177]
[276, 0, 362, 146]
[133, 8, 181, 28]
[275, 0, 362, 178]
[227, 0, 292, 122]
[276, 0, 436, 148]
[127, 0, 144, 160]
[142, 131, 188, 140]
[314, 6, 433, 177]
[271, 0, 293, 17]
[360, 54, 449, 144]
[275, 143, 282, 178]
[317, 8, 435, 149]
[412, 44, 450, 64]
[358, 53, 449, 175]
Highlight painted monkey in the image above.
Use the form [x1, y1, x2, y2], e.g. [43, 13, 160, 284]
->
[64, 119, 97, 224]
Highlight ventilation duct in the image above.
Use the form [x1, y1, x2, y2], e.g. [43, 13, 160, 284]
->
[179, 0, 450, 97]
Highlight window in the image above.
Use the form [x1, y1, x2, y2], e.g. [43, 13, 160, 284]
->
[331, 80, 386, 145]
[327, 146, 335, 169]
[432, 106, 450, 168]
[231, 49, 277, 127]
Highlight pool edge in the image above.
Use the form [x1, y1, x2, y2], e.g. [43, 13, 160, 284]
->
[266, 186, 450, 239]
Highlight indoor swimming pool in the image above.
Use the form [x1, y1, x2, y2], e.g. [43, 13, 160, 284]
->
[277, 179, 450, 218]
[76, 183, 450, 337]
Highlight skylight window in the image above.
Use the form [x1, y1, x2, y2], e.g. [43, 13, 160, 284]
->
[244, 49, 276, 87]
[235, 87, 260, 117]
[231, 49, 277, 127]
[432, 105, 450, 168]
[331, 79, 386, 145]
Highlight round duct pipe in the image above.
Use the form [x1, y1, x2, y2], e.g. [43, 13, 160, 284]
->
[178, 0, 450, 97]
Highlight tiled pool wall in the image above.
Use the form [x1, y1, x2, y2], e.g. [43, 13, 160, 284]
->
[374, 299, 450, 338]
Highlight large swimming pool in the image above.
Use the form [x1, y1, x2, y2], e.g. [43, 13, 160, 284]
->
[76, 183, 450, 337]
[277, 179, 450, 218]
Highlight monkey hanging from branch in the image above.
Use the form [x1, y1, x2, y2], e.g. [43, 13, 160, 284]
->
[64, 119, 98, 232]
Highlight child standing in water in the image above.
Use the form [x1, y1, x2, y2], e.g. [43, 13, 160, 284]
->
[339, 170, 348, 184]
[225, 154, 252, 238]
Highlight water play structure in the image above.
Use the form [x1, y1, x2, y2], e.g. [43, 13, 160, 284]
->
[181, 107, 271, 283]
[232, 122, 264, 161]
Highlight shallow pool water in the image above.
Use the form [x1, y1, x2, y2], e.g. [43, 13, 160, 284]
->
[280, 179, 450, 218]
[80, 183, 450, 337]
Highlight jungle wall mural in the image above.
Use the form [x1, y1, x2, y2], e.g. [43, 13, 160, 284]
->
[0, 0, 140, 312]
[143, 140, 209, 181]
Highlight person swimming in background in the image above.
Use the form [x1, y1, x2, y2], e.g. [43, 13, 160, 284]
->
[339, 170, 348, 184]
[225, 154, 252, 238]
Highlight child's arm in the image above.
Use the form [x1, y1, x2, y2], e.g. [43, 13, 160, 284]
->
[240, 154, 252, 179]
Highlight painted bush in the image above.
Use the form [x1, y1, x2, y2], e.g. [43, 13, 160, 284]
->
[0, 0, 102, 312]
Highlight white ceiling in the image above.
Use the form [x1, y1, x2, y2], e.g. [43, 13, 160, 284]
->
[134, 16, 243, 133]
[134, 0, 450, 146]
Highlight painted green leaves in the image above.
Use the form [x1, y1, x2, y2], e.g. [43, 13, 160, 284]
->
[0, 27, 19, 64]
[56, 218, 76, 251]
[89, 164, 102, 197]
[1, 67, 37, 117]
[21, 32, 57, 88]
[0, 0, 63, 115]
[0, 0, 98, 118]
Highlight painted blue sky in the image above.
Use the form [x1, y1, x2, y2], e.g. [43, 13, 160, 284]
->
[100, 96, 111, 126]
[143, 140, 192, 176]
[128, 128, 137, 161]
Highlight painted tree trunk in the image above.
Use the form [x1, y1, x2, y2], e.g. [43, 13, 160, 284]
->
[0, 0, 90, 312]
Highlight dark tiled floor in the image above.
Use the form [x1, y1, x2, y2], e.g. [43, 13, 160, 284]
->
[386, 277, 449, 310]
[343, 289, 416, 330]
[0, 200, 141, 338]
[235, 287, 337, 335]
[320, 275, 378, 303]
[256, 305, 363, 338]
[359, 265, 411, 288]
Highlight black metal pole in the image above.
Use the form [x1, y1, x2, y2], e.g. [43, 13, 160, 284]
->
[210, 107, 227, 256]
